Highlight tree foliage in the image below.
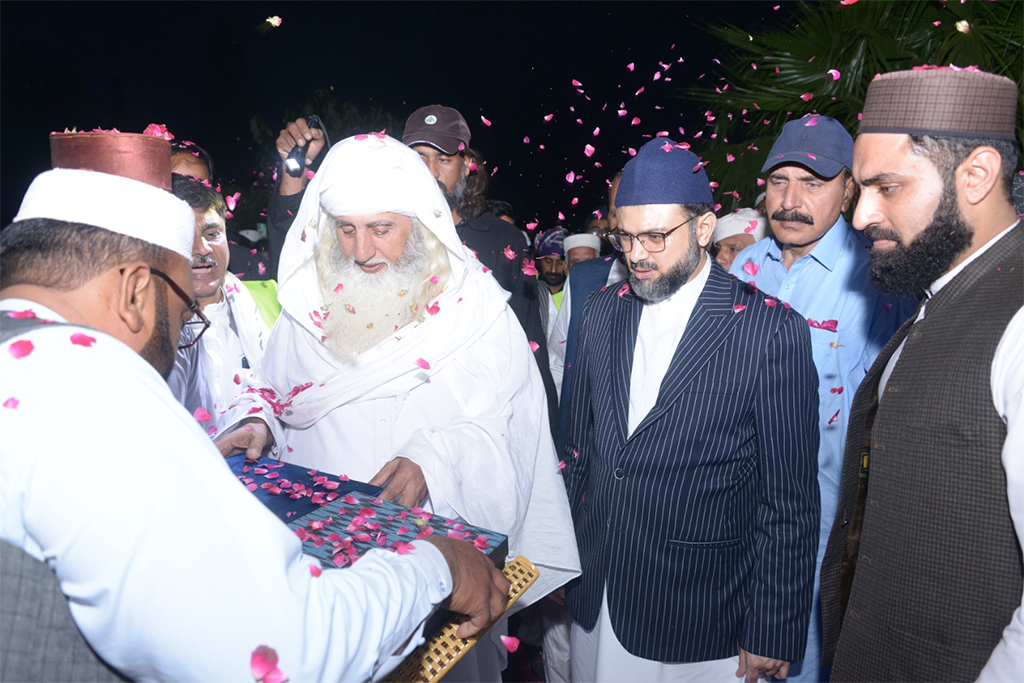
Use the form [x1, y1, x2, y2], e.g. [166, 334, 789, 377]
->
[681, 0, 1023, 212]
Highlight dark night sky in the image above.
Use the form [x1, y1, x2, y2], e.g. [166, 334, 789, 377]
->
[1, 1, 788, 231]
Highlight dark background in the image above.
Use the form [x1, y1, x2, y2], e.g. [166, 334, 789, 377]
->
[1, 1, 788, 233]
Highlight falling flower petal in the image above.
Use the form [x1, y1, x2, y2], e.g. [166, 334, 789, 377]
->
[571, 78, 582, 86]
[955, 19, 970, 33]
[558, 211, 566, 221]
[726, 153, 736, 163]
[415, 357, 431, 370]
[3, 397, 19, 409]
[828, 69, 841, 81]
[800, 93, 814, 102]
[501, 636, 521, 653]
[733, 305, 747, 313]
[226, 192, 241, 212]
[743, 262, 759, 277]
[503, 245, 516, 260]
[525, 221, 538, 231]
[480, 116, 492, 127]
[543, 114, 554, 122]
[265, 16, 282, 27]
[8, 340, 34, 359]
[522, 259, 538, 277]
[584, 144, 595, 157]
[70, 333, 96, 347]
[631, 117, 641, 126]
[626, 62, 634, 71]
[566, 171, 575, 184]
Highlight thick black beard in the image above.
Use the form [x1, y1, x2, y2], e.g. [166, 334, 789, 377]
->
[864, 181, 973, 298]
[141, 283, 177, 381]
[629, 225, 702, 304]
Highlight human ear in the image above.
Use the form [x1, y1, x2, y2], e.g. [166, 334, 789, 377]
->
[959, 146, 1003, 206]
[115, 263, 154, 335]
[695, 212, 717, 249]
[841, 174, 856, 212]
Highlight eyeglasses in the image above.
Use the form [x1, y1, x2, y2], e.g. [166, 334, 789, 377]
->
[607, 215, 697, 253]
[149, 267, 211, 349]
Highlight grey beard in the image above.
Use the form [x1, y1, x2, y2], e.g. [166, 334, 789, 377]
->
[317, 226, 433, 361]
[629, 225, 702, 304]
[440, 173, 467, 211]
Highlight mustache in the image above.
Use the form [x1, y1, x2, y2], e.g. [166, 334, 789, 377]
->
[863, 225, 903, 244]
[771, 209, 815, 226]
[192, 255, 218, 268]
[630, 260, 659, 271]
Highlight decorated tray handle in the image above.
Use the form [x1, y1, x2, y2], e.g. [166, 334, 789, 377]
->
[385, 555, 539, 683]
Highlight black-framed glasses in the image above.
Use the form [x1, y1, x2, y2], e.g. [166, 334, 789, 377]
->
[149, 267, 211, 349]
[608, 215, 697, 253]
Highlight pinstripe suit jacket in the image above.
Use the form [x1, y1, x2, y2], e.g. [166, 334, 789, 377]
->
[563, 261, 821, 663]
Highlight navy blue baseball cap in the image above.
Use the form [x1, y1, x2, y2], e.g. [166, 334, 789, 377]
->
[761, 115, 853, 178]
[616, 139, 714, 207]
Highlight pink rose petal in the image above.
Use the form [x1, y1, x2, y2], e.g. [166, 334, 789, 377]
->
[8, 340, 34, 359]
[566, 171, 575, 184]
[522, 259, 538, 277]
[3, 397, 20, 409]
[7, 309, 36, 319]
[529, 341, 539, 353]
[415, 358, 431, 370]
[743, 262, 759, 277]
[828, 69, 842, 81]
[480, 116, 492, 127]
[70, 333, 96, 347]
[733, 305, 747, 313]
[193, 406, 213, 422]
[501, 635, 521, 653]
[584, 144, 595, 157]
[800, 93, 814, 102]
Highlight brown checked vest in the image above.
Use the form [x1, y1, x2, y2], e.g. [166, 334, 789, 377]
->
[820, 223, 1023, 681]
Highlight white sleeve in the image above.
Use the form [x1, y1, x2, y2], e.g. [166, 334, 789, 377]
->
[0, 326, 450, 682]
[978, 306, 1024, 682]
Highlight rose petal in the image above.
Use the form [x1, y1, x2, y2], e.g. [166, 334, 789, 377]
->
[193, 406, 213, 422]
[251, 646, 279, 680]
[415, 357, 431, 370]
[501, 635, 521, 653]
[3, 397, 20, 409]
[480, 116, 492, 127]
[733, 304, 747, 313]
[69, 335, 96, 350]
[743, 262, 759, 277]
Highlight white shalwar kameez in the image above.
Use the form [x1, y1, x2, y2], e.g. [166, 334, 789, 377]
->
[0, 300, 456, 682]
[198, 272, 270, 432]
[220, 135, 582, 680]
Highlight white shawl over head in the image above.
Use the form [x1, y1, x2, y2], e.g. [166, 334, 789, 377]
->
[265, 134, 510, 428]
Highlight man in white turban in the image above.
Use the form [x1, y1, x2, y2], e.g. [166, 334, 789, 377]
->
[217, 133, 581, 680]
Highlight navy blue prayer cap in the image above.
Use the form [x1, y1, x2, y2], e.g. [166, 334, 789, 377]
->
[761, 115, 853, 178]
[535, 226, 567, 258]
[616, 139, 714, 208]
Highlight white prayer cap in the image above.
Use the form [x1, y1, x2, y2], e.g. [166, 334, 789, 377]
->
[713, 208, 768, 243]
[14, 168, 194, 261]
[563, 233, 602, 253]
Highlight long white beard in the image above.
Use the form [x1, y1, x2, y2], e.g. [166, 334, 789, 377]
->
[315, 225, 438, 362]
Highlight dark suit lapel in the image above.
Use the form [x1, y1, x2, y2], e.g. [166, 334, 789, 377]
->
[611, 287, 644, 445]
[629, 265, 741, 440]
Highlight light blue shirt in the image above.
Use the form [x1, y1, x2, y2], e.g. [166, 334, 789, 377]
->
[730, 217, 916, 681]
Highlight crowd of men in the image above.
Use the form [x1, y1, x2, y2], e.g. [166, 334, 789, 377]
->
[1, 66, 1021, 683]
